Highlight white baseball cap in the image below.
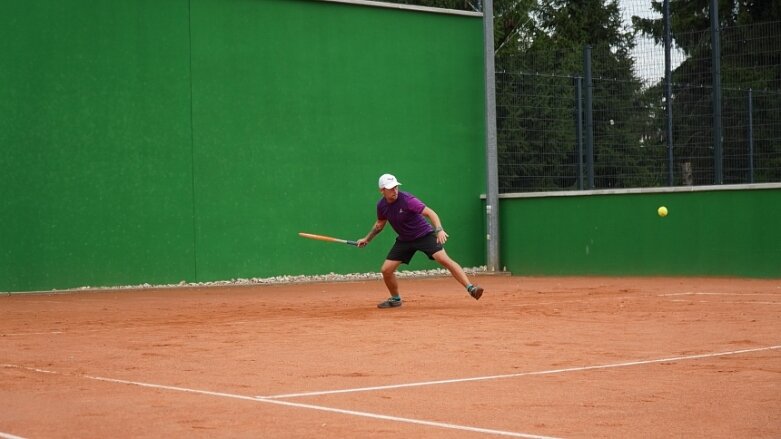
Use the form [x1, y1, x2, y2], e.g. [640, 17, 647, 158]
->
[378, 173, 402, 189]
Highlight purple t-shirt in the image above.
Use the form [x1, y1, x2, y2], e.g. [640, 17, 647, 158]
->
[377, 191, 434, 242]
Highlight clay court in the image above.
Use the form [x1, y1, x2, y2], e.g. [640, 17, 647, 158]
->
[2, 275, 780, 438]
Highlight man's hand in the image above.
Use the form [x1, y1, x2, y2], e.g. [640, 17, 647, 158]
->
[435, 229, 448, 245]
[358, 220, 385, 248]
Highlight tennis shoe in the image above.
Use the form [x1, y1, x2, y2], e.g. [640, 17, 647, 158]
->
[468, 285, 484, 300]
[377, 297, 402, 308]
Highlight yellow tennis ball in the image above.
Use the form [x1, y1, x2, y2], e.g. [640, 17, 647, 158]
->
[658, 206, 668, 217]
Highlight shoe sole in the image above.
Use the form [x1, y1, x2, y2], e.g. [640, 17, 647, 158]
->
[378, 301, 402, 309]
[470, 287, 483, 300]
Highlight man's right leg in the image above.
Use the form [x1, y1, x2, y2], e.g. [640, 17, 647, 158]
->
[381, 259, 403, 296]
[378, 259, 403, 308]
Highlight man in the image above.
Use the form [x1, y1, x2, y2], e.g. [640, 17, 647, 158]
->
[356, 173, 484, 308]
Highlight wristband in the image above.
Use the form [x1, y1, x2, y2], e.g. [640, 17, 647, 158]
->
[435, 227, 443, 233]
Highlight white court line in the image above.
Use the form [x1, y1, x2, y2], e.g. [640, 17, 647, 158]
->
[667, 299, 780, 305]
[1, 364, 558, 438]
[3, 327, 125, 337]
[659, 292, 778, 297]
[255, 397, 559, 439]
[79, 374, 559, 439]
[6, 345, 780, 439]
[258, 345, 781, 399]
[2, 364, 58, 374]
[0, 432, 28, 439]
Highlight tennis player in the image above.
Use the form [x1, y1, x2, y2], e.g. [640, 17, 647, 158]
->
[356, 173, 484, 308]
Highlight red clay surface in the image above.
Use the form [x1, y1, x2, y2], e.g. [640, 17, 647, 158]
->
[1, 275, 780, 438]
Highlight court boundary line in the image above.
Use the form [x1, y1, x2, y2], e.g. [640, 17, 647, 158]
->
[257, 345, 781, 399]
[659, 292, 779, 297]
[4, 344, 778, 438]
[667, 299, 780, 305]
[1, 365, 557, 439]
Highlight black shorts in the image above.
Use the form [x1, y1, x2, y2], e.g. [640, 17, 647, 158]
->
[386, 232, 443, 264]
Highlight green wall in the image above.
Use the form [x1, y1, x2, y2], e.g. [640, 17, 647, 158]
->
[500, 187, 781, 278]
[189, 0, 485, 281]
[0, 1, 196, 291]
[0, 0, 486, 292]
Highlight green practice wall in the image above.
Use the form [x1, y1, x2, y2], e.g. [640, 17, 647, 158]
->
[500, 186, 781, 278]
[1, 1, 196, 292]
[1, 0, 486, 292]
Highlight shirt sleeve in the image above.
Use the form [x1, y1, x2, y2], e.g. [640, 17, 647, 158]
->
[406, 195, 426, 214]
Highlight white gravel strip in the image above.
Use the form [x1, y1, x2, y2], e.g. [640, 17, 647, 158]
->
[10, 266, 489, 295]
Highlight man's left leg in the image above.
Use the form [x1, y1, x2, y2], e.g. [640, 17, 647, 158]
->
[432, 250, 483, 300]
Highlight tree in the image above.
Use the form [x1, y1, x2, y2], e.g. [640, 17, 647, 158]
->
[633, 0, 781, 184]
[497, 1, 656, 190]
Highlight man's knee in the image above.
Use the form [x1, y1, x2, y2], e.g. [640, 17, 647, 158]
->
[432, 250, 452, 265]
[381, 261, 399, 276]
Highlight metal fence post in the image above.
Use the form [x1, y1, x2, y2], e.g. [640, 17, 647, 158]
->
[575, 76, 584, 190]
[483, 0, 499, 272]
[664, 0, 674, 186]
[710, 0, 723, 184]
[583, 45, 595, 189]
[748, 88, 754, 183]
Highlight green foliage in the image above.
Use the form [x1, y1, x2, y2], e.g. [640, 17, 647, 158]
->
[377, 0, 781, 188]
[633, 1, 781, 185]
[633, 0, 781, 54]
[497, 1, 659, 191]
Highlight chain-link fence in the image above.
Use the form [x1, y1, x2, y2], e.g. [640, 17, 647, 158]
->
[496, 2, 781, 193]
[370, 0, 779, 192]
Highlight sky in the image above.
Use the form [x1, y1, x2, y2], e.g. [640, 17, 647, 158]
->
[618, 0, 685, 85]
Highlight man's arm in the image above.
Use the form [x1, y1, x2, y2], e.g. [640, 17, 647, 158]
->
[356, 219, 387, 248]
[422, 207, 448, 244]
